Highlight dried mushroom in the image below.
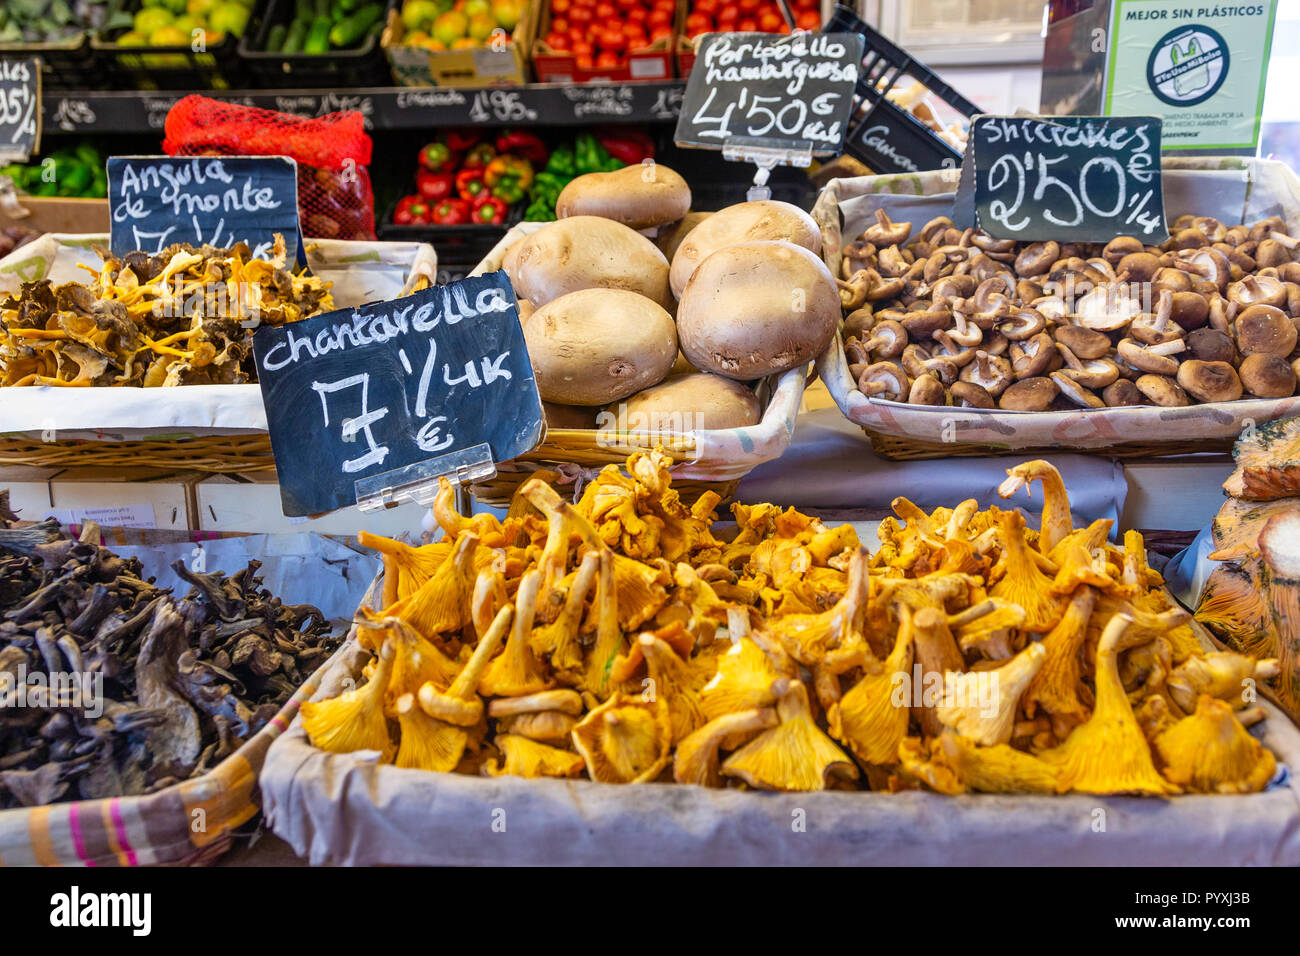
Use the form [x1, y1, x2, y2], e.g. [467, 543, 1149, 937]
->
[0, 234, 332, 387]
[0, 510, 339, 808]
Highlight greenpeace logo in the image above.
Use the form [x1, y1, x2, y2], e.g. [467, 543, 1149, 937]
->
[49, 886, 151, 937]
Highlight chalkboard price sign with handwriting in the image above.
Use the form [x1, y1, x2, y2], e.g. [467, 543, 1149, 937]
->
[0, 57, 40, 163]
[969, 115, 1168, 244]
[674, 32, 863, 156]
[252, 272, 545, 516]
[107, 155, 300, 261]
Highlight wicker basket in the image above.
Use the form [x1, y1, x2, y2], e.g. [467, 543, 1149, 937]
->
[466, 224, 808, 506]
[471, 429, 743, 507]
[0, 235, 438, 476]
[0, 434, 275, 472]
[810, 159, 1300, 461]
[862, 431, 1233, 461]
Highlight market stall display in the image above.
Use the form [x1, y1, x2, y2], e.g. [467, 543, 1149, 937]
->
[813, 160, 1300, 458]
[295, 453, 1281, 794]
[1195, 416, 1300, 721]
[250, 452, 1300, 866]
[0, 501, 347, 865]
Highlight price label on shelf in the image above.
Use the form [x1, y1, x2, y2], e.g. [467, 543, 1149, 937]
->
[252, 272, 544, 517]
[965, 114, 1168, 243]
[674, 31, 863, 157]
[0, 57, 41, 163]
[106, 155, 301, 261]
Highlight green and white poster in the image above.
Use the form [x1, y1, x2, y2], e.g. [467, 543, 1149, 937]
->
[1104, 1, 1277, 152]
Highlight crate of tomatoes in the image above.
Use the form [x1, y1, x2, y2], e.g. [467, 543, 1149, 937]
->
[676, 0, 822, 75]
[533, 0, 678, 82]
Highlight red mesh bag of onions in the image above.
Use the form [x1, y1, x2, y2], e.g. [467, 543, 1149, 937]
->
[162, 94, 376, 242]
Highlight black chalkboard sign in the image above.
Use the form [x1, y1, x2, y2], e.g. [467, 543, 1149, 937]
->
[674, 32, 863, 157]
[252, 272, 545, 517]
[107, 155, 300, 261]
[0, 57, 40, 163]
[966, 115, 1168, 243]
[846, 108, 963, 176]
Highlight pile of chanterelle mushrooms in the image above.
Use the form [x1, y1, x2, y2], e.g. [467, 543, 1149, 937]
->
[301, 452, 1279, 795]
[838, 212, 1300, 410]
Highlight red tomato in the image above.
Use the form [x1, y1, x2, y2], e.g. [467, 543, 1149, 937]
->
[544, 30, 568, 47]
[696, 0, 718, 13]
[551, 16, 569, 31]
[571, 38, 594, 55]
[757, 11, 781, 30]
[717, 5, 739, 25]
[648, 8, 672, 26]
[624, 29, 647, 47]
[794, 0, 818, 7]
[594, 2, 617, 18]
[616, 0, 639, 9]
[623, 21, 645, 35]
[575, 52, 595, 69]
[599, 28, 626, 49]
[627, 6, 647, 22]
[738, 16, 756, 30]
[795, 9, 819, 28]
[569, 5, 592, 22]
[552, 0, 570, 11]
[738, 0, 758, 11]
[595, 50, 620, 68]
[568, 25, 585, 40]
[652, 0, 675, 13]
[649, 23, 673, 40]
[685, 11, 710, 31]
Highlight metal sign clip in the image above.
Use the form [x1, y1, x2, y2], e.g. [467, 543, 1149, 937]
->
[721, 136, 814, 200]
[353, 442, 497, 513]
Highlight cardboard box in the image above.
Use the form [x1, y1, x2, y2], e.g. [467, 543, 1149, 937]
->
[198, 472, 433, 537]
[0, 465, 202, 530]
[532, 0, 677, 83]
[381, 7, 532, 87]
[0, 197, 110, 235]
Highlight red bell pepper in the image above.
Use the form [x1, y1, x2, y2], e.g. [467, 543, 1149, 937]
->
[394, 194, 431, 225]
[443, 129, 481, 152]
[431, 198, 471, 225]
[456, 167, 488, 201]
[416, 170, 454, 202]
[595, 129, 655, 165]
[495, 129, 549, 165]
[462, 142, 497, 170]
[471, 194, 508, 225]
[418, 141, 458, 174]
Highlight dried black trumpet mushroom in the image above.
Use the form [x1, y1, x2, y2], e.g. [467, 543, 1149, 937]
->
[0, 511, 341, 809]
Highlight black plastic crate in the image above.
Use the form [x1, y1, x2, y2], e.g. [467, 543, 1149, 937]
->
[825, 6, 978, 176]
[0, 36, 99, 92]
[376, 193, 525, 277]
[91, 0, 259, 90]
[240, 0, 394, 90]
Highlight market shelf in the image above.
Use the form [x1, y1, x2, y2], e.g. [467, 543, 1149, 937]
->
[41, 82, 686, 134]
